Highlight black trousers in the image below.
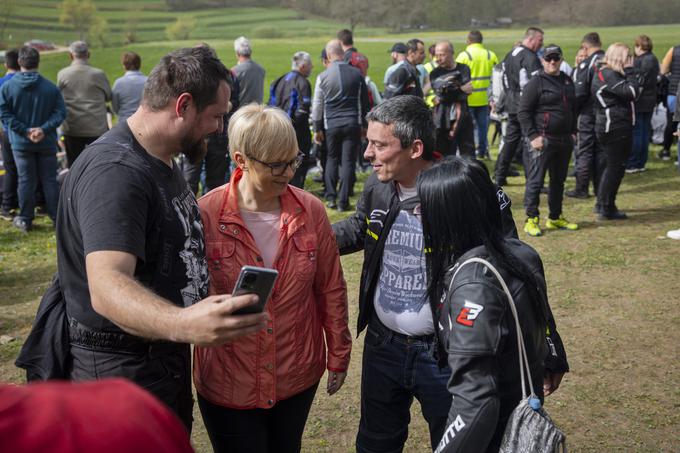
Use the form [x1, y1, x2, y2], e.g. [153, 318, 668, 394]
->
[325, 125, 361, 208]
[290, 123, 312, 189]
[597, 129, 633, 214]
[1, 131, 17, 212]
[69, 342, 193, 432]
[436, 115, 475, 158]
[181, 138, 231, 195]
[198, 382, 319, 453]
[524, 136, 573, 219]
[494, 113, 525, 181]
[64, 135, 99, 167]
[574, 114, 606, 195]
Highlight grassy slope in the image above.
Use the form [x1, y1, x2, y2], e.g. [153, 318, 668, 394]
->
[1, 13, 680, 452]
[4, 1, 384, 46]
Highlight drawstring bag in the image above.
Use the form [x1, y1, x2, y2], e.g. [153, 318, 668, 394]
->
[451, 257, 566, 453]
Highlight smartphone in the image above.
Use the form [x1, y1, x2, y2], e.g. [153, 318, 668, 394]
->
[231, 266, 279, 315]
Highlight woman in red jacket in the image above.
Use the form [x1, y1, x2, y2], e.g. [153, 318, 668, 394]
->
[193, 104, 352, 453]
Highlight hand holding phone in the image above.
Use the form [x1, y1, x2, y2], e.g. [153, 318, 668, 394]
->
[231, 266, 278, 315]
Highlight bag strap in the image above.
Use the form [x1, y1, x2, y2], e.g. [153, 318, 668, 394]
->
[448, 257, 536, 399]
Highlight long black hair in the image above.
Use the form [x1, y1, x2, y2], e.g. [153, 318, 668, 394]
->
[418, 157, 546, 321]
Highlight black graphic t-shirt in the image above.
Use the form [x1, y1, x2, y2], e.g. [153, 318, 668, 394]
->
[57, 121, 209, 333]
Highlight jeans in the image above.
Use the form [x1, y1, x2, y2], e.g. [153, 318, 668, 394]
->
[325, 126, 361, 208]
[627, 111, 652, 169]
[597, 129, 633, 214]
[470, 105, 490, 156]
[198, 382, 319, 453]
[663, 95, 678, 151]
[356, 319, 452, 453]
[13, 148, 59, 224]
[1, 131, 17, 212]
[524, 136, 573, 219]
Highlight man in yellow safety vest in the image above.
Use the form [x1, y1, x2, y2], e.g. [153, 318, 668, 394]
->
[456, 30, 498, 158]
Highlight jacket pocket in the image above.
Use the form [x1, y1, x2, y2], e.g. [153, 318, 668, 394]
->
[206, 239, 237, 294]
[292, 234, 317, 282]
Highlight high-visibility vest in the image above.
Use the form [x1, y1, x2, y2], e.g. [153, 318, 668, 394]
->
[455, 43, 498, 107]
[422, 60, 438, 108]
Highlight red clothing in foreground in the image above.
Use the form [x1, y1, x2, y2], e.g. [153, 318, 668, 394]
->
[0, 378, 193, 453]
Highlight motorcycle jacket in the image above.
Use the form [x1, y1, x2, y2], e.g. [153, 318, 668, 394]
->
[434, 240, 569, 453]
[501, 45, 541, 114]
[518, 70, 577, 140]
[574, 49, 604, 115]
[591, 66, 641, 134]
[332, 169, 518, 337]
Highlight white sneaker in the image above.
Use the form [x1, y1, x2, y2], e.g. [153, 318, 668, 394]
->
[667, 229, 680, 240]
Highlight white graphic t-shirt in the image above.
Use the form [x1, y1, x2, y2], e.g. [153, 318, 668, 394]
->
[373, 184, 434, 336]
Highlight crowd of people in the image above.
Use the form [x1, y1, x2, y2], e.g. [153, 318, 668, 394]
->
[0, 25, 677, 453]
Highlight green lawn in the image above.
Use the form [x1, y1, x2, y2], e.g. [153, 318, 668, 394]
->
[3, 2, 385, 47]
[1, 18, 680, 453]
[2, 145, 680, 451]
[33, 23, 680, 97]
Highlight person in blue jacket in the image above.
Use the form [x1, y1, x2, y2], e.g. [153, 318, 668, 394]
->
[0, 45, 65, 232]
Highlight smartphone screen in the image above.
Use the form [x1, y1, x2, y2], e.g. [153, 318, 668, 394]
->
[231, 266, 278, 315]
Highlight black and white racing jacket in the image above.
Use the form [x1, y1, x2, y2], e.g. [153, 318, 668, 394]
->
[591, 66, 641, 134]
[434, 240, 569, 453]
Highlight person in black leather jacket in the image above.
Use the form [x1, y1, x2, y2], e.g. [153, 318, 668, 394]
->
[417, 157, 568, 453]
[518, 45, 579, 237]
[591, 43, 641, 220]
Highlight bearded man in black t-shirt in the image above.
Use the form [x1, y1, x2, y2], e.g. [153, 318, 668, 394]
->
[56, 46, 267, 430]
[430, 41, 475, 157]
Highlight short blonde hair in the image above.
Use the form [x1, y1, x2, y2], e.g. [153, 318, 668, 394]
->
[228, 104, 298, 162]
[602, 43, 630, 75]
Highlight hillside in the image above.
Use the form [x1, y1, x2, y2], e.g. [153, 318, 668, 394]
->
[3, 0, 384, 47]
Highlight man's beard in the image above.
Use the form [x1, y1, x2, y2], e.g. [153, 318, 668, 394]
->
[181, 135, 208, 165]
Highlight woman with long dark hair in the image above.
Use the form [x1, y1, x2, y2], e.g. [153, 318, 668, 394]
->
[417, 158, 568, 452]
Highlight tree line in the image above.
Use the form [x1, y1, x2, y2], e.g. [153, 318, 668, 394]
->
[284, 0, 680, 30]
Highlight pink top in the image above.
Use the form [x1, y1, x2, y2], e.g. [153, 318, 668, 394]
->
[239, 208, 282, 268]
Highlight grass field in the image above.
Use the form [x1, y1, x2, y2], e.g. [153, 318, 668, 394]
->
[3, 1, 384, 47]
[1, 13, 680, 453]
[30, 23, 680, 96]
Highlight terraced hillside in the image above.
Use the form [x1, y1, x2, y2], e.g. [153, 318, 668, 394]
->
[4, 0, 382, 46]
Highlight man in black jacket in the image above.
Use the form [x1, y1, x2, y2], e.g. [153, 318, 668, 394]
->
[518, 45, 579, 237]
[383, 39, 425, 99]
[494, 27, 544, 186]
[429, 41, 475, 157]
[269, 51, 313, 188]
[332, 95, 567, 453]
[567, 32, 606, 199]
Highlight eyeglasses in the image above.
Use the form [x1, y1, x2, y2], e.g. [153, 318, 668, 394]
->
[246, 152, 304, 176]
[544, 55, 562, 63]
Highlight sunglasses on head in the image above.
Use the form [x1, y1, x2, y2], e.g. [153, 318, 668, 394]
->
[544, 55, 561, 62]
